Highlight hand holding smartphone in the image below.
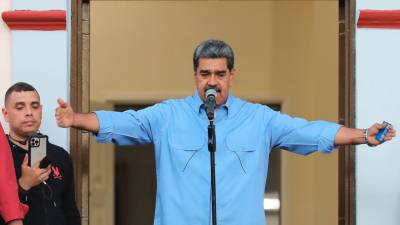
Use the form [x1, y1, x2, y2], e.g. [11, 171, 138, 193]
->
[19, 135, 52, 191]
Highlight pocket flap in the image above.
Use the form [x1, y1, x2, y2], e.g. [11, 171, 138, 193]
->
[169, 133, 205, 151]
[226, 135, 257, 152]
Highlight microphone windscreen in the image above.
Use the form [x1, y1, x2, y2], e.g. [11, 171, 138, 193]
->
[205, 88, 218, 98]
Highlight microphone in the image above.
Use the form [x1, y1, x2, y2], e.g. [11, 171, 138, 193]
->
[205, 87, 218, 120]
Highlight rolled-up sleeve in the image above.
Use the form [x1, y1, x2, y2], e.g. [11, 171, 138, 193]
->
[94, 110, 153, 146]
[94, 110, 116, 143]
[317, 122, 342, 153]
[269, 111, 342, 155]
[94, 102, 169, 146]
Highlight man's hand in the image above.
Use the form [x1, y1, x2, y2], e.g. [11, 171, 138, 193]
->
[335, 122, 396, 146]
[18, 154, 51, 191]
[366, 123, 396, 146]
[55, 98, 75, 128]
[55, 98, 100, 133]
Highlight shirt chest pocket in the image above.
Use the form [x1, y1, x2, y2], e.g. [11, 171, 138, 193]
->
[226, 134, 260, 174]
[168, 132, 206, 172]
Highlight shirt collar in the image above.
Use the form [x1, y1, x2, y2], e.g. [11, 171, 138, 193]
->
[191, 91, 203, 113]
[189, 91, 237, 118]
[7, 138, 28, 154]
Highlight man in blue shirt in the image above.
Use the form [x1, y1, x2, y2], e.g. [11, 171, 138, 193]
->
[55, 40, 396, 225]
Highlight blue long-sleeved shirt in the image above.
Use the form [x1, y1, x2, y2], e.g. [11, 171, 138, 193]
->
[95, 93, 341, 225]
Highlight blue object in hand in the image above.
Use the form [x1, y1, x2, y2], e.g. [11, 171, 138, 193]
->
[375, 121, 391, 142]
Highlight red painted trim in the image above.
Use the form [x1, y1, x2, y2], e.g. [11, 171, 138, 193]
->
[358, 10, 400, 29]
[1, 10, 66, 31]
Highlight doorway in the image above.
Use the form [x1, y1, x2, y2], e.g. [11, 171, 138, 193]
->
[113, 103, 282, 225]
[69, 1, 355, 225]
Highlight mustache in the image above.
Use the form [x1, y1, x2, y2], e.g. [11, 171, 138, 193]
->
[205, 85, 221, 93]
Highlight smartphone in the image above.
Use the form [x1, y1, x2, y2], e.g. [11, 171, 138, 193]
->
[29, 134, 48, 167]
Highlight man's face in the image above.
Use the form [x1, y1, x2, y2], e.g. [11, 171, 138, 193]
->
[194, 58, 235, 106]
[2, 91, 42, 137]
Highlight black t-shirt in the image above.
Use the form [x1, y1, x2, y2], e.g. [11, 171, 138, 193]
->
[0, 138, 81, 225]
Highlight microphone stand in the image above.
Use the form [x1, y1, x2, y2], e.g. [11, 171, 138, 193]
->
[205, 88, 218, 225]
[208, 117, 217, 225]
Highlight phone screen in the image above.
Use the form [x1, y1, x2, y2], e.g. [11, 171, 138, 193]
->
[29, 135, 47, 167]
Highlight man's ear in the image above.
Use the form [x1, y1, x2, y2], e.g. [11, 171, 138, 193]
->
[229, 69, 236, 87]
[2, 108, 9, 123]
[193, 71, 198, 82]
[39, 105, 43, 119]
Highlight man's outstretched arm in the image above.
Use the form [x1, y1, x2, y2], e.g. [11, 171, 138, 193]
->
[334, 123, 396, 146]
[55, 99, 99, 133]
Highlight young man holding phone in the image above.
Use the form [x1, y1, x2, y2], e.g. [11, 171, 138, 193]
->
[1, 82, 81, 225]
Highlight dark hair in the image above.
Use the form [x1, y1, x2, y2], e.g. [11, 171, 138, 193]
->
[4, 82, 40, 105]
[193, 39, 234, 71]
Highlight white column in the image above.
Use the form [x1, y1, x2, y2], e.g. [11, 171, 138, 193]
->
[356, 1, 400, 225]
[0, 0, 12, 131]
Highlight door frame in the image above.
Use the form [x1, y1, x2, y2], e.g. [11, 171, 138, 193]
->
[70, 1, 357, 224]
[338, 0, 356, 225]
[70, 0, 90, 224]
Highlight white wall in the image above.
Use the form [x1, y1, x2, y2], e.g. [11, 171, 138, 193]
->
[357, 0, 400, 10]
[8, 0, 69, 150]
[13, 0, 66, 10]
[356, 1, 400, 225]
[0, 0, 12, 129]
[12, 31, 68, 149]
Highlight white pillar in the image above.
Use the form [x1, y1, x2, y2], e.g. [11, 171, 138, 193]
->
[0, 0, 12, 131]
